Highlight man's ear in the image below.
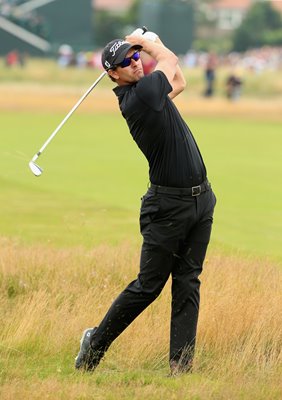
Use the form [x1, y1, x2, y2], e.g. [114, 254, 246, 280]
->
[108, 69, 119, 80]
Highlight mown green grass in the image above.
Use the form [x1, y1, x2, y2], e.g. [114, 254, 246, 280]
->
[0, 110, 281, 260]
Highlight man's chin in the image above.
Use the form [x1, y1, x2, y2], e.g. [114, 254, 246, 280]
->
[134, 70, 144, 80]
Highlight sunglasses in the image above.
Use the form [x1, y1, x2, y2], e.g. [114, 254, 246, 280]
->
[117, 51, 141, 68]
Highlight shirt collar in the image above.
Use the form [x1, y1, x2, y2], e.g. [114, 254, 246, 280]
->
[113, 84, 132, 97]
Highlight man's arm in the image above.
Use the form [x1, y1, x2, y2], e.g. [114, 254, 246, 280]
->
[125, 34, 185, 99]
[155, 36, 186, 99]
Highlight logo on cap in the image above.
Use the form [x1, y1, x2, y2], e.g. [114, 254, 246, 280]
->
[110, 40, 126, 57]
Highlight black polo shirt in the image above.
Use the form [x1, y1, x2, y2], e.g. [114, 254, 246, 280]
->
[113, 71, 206, 187]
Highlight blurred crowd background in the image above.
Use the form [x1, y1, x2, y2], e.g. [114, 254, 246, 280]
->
[1, 0, 282, 101]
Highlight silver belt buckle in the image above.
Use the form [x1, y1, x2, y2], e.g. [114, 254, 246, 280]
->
[192, 185, 201, 196]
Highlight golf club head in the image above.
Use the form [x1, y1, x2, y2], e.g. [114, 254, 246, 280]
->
[29, 161, 43, 176]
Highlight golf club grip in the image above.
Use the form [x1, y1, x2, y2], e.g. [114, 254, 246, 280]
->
[142, 26, 148, 34]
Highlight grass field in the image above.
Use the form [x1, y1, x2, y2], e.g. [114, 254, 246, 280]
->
[0, 59, 281, 399]
[1, 110, 281, 259]
[0, 242, 281, 399]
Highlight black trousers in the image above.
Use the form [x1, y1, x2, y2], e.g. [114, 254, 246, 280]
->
[91, 184, 216, 367]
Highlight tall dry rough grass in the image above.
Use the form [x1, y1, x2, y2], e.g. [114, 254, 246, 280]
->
[0, 237, 281, 399]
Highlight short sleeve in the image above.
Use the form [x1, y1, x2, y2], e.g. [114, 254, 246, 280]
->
[135, 71, 172, 111]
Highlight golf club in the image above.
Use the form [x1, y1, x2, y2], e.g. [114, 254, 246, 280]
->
[29, 70, 107, 176]
[29, 26, 148, 177]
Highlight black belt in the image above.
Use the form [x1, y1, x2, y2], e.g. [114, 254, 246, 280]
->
[149, 180, 211, 196]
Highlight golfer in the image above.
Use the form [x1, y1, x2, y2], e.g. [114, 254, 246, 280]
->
[75, 30, 216, 375]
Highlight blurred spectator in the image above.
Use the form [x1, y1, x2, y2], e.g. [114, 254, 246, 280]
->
[183, 51, 197, 68]
[5, 49, 19, 66]
[226, 73, 243, 101]
[5, 49, 26, 67]
[89, 51, 101, 68]
[57, 44, 74, 67]
[204, 51, 218, 97]
[76, 51, 88, 68]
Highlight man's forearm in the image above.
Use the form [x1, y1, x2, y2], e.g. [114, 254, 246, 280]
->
[155, 36, 186, 98]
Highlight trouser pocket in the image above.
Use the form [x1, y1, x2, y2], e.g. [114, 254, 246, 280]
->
[139, 193, 161, 234]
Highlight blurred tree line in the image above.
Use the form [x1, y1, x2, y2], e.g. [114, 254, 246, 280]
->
[93, 0, 140, 46]
[93, 0, 282, 52]
[233, 1, 282, 51]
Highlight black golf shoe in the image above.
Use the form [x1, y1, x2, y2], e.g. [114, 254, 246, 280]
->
[75, 327, 103, 371]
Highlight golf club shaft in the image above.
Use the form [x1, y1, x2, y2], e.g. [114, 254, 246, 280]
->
[31, 70, 107, 162]
[31, 26, 148, 164]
